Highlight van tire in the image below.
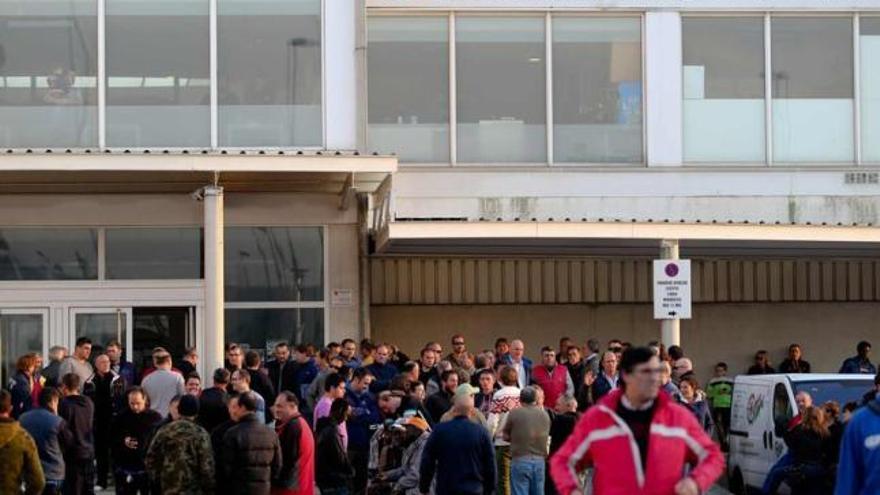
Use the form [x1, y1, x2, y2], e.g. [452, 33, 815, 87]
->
[729, 469, 747, 495]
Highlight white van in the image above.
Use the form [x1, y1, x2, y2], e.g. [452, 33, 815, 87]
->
[727, 373, 874, 494]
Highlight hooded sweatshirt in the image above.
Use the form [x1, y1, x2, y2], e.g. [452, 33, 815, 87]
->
[0, 417, 45, 494]
[58, 394, 95, 461]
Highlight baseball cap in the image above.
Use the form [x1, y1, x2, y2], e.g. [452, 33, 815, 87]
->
[454, 383, 478, 401]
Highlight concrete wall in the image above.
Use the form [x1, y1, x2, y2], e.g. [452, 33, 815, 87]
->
[371, 302, 880, 384]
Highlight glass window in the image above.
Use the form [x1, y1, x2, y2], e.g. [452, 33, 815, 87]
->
[106, 0, 210, 147]
[74, 311, 126, 357]
[225, 308, 324, 358]
[683, 17, 765, 162]
[0, 313, 43, 388]
[0, 228, 97, 280]
[553, 17, 642, 163]
[0, 0, 98, 148]
[772, 17, 854, 163]
[457, 16, 546, 163]
[218, 0, 321, 147]
[368, 17, 449, 163]
[225, 227, 323, 302]
[106, 228, 202, 279]
[860, 18, 880, 162]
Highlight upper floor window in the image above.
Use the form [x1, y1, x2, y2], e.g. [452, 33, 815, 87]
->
[0, 0, 98, 148]
[553, 17, 642, 163]
[106, 0, 211, 147]
[367, 13, 644, 166]
[772, 17, 853, 163]
[218, 0, 322, 147]
[683, 17, 765, 163]
[0, 0, 322, 149]
[368, 16, 449, 163]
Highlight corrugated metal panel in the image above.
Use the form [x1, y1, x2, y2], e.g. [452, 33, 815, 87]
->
[370, 257, 880, 305]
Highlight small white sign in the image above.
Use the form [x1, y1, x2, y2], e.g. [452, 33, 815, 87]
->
[653, 260, 692, 319]
[331, 288, 354, 306]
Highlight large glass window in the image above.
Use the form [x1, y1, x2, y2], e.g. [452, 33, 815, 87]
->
[106, 0, 210, 147]
[553, 17, 642, 163]
[368, 17, 449, 163]
[225, 227, 323, 302]
[0, 228, 97, 280]
[772, 17, 854, 163]
[0, 313, 43, 388]
[861, 18, 880, 162]
[106, 228, 202, 279]
[218, 0, 321, 147]
[683, 17, 765, 162]
[0, 0, 98, 148]
[457, 16, 546, 163]
[225, 308, 324, 358]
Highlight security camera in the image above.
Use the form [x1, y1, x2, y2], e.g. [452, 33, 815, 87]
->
[191, 188, 205, 202]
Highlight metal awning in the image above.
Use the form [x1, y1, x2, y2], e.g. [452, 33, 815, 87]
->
[375, 220, 880, 257]
[0, 150, 397, 195]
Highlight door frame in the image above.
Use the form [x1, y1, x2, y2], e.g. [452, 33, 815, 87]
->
[0, 307, 50, 383]
[68, 306, 134, 359]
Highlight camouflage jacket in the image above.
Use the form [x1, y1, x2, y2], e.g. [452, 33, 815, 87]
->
[145, 418, 215, 494]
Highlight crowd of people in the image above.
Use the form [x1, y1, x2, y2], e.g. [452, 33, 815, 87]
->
[1, 334, 879, 495]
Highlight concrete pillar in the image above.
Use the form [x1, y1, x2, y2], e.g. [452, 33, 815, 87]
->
[660, 239, 681, 347]
[203, 186, 225, 382]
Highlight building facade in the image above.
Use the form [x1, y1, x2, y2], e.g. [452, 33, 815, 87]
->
[0, 0, 878, 383]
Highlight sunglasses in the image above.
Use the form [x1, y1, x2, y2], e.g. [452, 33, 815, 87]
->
[453, 341, 465, 346]
[609, 347, 623, 352]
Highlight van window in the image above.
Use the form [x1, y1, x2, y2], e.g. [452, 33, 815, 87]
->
[773, 383, 793, 426]
[793, 380, 874, 407]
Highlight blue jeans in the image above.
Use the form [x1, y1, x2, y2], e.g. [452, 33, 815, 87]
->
[511, 456, 545, 495]
[762, 453, 792, 494]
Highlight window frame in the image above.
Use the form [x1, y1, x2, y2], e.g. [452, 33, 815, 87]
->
[0, 0, 326, 152]
[681, 12, 862, 167]
[365, 10, 646, 168]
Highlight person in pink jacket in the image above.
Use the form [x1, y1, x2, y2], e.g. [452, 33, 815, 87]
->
[549, 347, 724, 495]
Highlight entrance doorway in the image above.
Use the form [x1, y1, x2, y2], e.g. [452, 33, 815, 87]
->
[132, 307, 192, 373]
[71, 306, 194, 377]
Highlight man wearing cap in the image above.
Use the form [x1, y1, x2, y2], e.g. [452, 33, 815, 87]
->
[419, 381, 496, 495]
[440, 384, 489, 430]
[146, 394, 215, 494]
[378, 416, 431, 495]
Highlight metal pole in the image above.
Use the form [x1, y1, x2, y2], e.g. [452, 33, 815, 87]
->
[660, 239, 681, 347]
[203, 186, 224, 383]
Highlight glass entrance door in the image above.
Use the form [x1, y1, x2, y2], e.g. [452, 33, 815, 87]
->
[0, 309, 48, 387]
[70, 307, 133, 359]
[132, 307, 192, 373]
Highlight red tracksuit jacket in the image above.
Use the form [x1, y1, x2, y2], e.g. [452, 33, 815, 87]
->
[549, 389, 724, 495]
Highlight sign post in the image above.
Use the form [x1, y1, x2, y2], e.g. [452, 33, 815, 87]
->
[654, 239, 690, 347]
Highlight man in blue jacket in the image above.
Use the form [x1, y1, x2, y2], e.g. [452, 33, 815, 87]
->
[419, 384, 496, 495]
[346, 367, 378, 495]
[835, 396, 880, 495]
[839, 341, 877, 375]
[20, 387, 72, 494]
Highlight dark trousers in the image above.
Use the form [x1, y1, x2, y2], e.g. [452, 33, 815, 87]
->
[349, 448, 369, 495]
[114, 470, 151, 495]
[63, 458, 95, 495]
[43, 480, 64, 495]
[95, 427, 111, 486]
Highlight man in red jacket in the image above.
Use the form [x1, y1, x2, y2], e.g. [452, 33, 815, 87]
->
[549, 347, 724, 495]
[531, 347, 574, 410]
[272, 391, 315, 495]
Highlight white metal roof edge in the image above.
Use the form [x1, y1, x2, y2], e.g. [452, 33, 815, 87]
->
[384, 221, 880, 244]
[0, 153, 398, 174]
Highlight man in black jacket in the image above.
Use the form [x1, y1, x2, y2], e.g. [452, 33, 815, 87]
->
[245, 351, 276, 423]
[199, 368, 232, 434]
[222, 392, 282, 495]
[59, 372, 96, 495]
[111, 387, 162, 494]
[315, 398, 355, 495]
[266, 343, 299, 395]
[425, 370, 459, 424]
